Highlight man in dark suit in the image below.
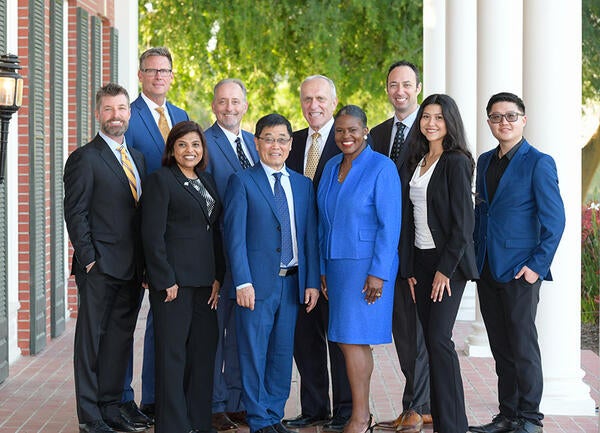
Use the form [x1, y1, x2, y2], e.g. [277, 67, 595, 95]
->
[469, 93, 565, 433]
[283, 75, 351, 432]
[64, 83, 147, 433]
[224, 113, 320, 433]
[205, 78, 260, 432]
[371, 61, 432, 433]
[121, 47, 189, 425]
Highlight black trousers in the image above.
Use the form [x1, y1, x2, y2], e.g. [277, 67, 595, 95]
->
[151, 286, 218, 433]
[293, 295, 352, 419]
[413, 248, 467, 433]
[391, 276, 430, 413]
[477, 260, 543, 424]
[74, 267, 141, 423]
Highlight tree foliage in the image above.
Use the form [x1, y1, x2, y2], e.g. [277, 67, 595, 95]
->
[139, 0, 423, 131]
[583, 0, 600, 104]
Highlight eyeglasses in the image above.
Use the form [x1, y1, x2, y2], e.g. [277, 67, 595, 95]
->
[140, 68, 172, 77]
[257, 137, 291, 145]
[488, 112, 524, 124]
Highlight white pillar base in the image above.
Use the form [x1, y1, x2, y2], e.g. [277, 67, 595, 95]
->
[464, 319, 492, 358]
[541, 374, 596, 416]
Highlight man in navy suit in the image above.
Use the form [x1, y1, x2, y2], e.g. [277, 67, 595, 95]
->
[224, 113, 320, 433]
[205, 78, 259, 432]
[64, 83, 146, 433]
[121, 47, 189, 426]
[469, 93, 565, 433]
[284, 75, 351, 432]
[371, 60, 432, 432]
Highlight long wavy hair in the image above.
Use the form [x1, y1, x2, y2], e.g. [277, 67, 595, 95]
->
[406, 93, 475, 176]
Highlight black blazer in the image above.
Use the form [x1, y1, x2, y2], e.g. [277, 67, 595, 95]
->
[402, 151, 478, 281]
[64, 134, 146, 281]
[287, 126, 341, 188]
[141, 165, 225, 291]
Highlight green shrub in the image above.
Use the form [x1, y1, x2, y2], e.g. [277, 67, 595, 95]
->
[582, 202, 600, 324]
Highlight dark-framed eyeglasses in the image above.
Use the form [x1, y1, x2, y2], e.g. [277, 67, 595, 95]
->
[488, 112, 524, 124]
[140, 68, 172, 77]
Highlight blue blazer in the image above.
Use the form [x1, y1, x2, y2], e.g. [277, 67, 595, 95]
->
[317, 146, 401, 281]
[125, 95, 189, 174]
[474, 139, 565, 283]
[223, 164, 320, 303]
[205, 122, 259, 200]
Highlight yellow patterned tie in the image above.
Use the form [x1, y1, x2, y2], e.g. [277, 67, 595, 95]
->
[155, 107, 170, 142]
[117, 145, 138, 202]
[305, 132, 321, 180]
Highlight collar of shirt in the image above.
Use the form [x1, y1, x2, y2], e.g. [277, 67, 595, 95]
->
[261, 161, 290, 185]
[308, 117, 334, 147]
[141, 92, 172, 128]
[219, 124, 252, 161]
[496, 137, 525, 160]
[99, 130, 128, 159]
[394, 107, 419, 135]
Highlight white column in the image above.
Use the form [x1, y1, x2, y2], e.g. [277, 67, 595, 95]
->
[422, 0, 445, 95]
[115, 0, 139, 97]
[465, 0, 524, 358]
[523, 0, 595, 416]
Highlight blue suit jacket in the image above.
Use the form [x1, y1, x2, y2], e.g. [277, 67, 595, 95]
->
[474, 139, 565, 283]
[223, 164, 320, 303]
[317, 146, 401, 281]
[125, 95, 189, 174]
[205, 122, 259, 200]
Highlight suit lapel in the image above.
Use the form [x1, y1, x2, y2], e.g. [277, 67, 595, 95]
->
[95, 136, 134, 196]
[210, 124, 247, 171]
[489, 141, 530, 208]
[135, 98, 165, 155]
[169, 165, 212, 222]
[249, 165, 281, 224]
[289, 171, 305, 232]
[242, 130, 259, 164]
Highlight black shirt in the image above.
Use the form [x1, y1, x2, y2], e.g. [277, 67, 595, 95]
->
[485, 138, 524, 203]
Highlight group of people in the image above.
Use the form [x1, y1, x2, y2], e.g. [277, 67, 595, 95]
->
[64, 47, 566, 433]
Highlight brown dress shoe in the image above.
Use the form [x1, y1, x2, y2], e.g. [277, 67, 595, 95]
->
[396, 410, 423, 433]
[376, 413, 403, 430]
[227, 411, 248, 426]
[212, 412, 239, 432]
[421, 414, 432, 424]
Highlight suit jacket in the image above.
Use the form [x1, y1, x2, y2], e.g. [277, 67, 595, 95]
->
[317, 146, 401, 281]
[64, 134, 146, 280]
[287, 127, 341, 188]
[204, 122, 259, 200]
[474, 139, 565, 283]
[223, 164, 320, 302]
[404, 151, 478, 281]
[141, 165, 225, 291]
[125, 95, 189, 174]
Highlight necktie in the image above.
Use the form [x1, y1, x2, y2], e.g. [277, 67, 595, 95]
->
[235, 137, 252, 169]
[305, 132, 321, 180]
[189, 178, 215, 217]
[273, 172, 293, 266]
[155, 107, 170, 142]
[390, 122, 406, 163]
[117, 145, 138, 202]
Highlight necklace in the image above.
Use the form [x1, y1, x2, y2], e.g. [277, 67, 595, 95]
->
[337, 161, 351, 182]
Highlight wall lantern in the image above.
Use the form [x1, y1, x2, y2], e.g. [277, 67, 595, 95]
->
[0, 54, 23, 184]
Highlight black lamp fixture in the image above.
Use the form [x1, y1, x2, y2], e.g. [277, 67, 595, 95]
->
[0, 53, 23, 184]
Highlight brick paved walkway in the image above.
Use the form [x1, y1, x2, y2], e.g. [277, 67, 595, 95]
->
[0, 297, 598, 432]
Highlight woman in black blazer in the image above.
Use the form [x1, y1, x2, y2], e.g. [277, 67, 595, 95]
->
[403, 94, 478, 433]
[141, 121, 225, 433]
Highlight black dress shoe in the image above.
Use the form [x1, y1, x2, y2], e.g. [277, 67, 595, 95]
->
[104, 414, 148, 432]
[282, 414, 331, 428]
[273, 422, 295, 433]
[513, 420, 543, 433]
[322, 416, 349, 432]
[227, 410, 248, 426]
[212, 412, 239, 432]
[79, 420, 117, 433]
[120, 401, 152, 428]
[254, 426, 279, 433]
[139, 403, 155, 423]
[469, 414, 520, 433]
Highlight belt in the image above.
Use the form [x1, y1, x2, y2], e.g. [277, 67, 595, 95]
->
[279, 266, 298, 277]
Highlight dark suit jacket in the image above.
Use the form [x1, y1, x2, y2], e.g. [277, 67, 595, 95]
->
[403, 151, 478, 281]
[287, 127, 341, 188]
[64, 134, 146, 280]
[141, 165, 225, 290]
[223, 164, 320, 302]
[125, 95, 189, 174]
[474, 139, 565, 283]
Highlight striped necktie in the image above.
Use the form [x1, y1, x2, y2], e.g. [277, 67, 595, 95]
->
[117, 145, 138, 202]
[155, 107, 170, 142]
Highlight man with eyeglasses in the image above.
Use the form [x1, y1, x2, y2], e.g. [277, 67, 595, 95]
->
[223, 113, 320, 433]
[121, 46, 189, 428]
[469, 92, 565, 433]
[284, 75, 352, 433]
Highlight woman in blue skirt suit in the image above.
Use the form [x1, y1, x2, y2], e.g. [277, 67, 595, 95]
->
[317, 105, 401, 433]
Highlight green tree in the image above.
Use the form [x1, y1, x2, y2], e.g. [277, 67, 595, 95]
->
[139, 0, 423, 130]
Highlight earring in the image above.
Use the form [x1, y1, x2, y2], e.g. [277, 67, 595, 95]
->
[364, 135, 368, 140]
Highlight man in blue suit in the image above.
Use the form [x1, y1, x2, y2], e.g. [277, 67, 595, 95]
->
[121, 47, 189, 426]
[224, 113, 320, 433]
[469, 93, 565, 433]
[205, 78, 259, 432]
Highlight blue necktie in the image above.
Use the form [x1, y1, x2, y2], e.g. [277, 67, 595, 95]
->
[273, 172, 293, 266]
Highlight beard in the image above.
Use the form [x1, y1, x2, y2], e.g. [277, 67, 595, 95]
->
[101, 118, 129, 138]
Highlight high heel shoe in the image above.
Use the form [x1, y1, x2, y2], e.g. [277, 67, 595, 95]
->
[364, 414, 374, 433]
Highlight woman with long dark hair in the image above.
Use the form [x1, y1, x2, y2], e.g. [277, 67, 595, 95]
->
[403, 94, 478, 433]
